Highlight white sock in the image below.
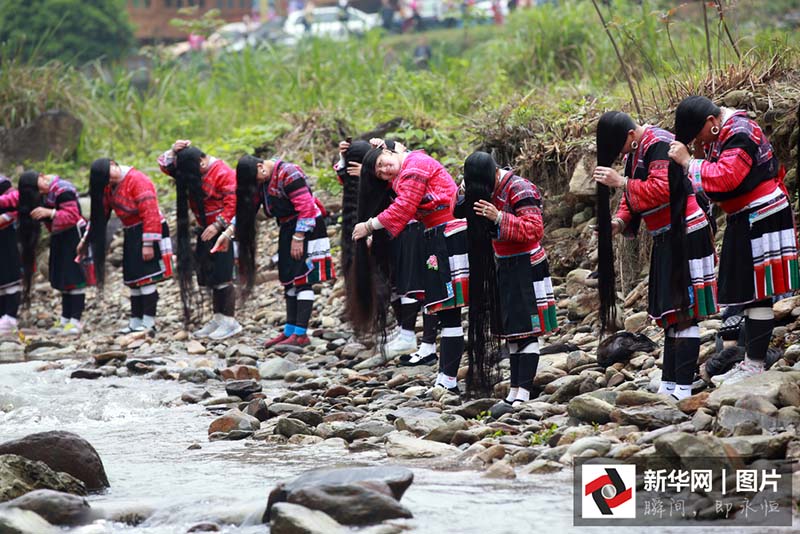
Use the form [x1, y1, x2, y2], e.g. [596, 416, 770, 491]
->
[69, 319, 82, 328]
[440, 374, 457, 389]
[60, 317, 69, 325]
[434, 373, 445, 387]
[672, 384, 693, 400]
[505, 387, 519, 403]
[418, 342, 436, 357]
[514, 388, 530, 403]
[658, 381, 676, 395]
[142, 315, 155, 329]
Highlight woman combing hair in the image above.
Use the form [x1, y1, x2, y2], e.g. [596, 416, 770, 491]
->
[158, 140, 241, 339]
[0, 175, 22, 336]
[80, 158, 173, 334]
[18, 170, 91, 336]
[594, 111, 718, 401]
[213, 155, 335, 350]
[669, 96, 798, 386]
[458, 151, 557, 401]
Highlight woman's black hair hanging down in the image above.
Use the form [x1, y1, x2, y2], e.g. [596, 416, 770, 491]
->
[234, 154, 262, 295]
[461, 151, 503, 397]
[88, 158, 111, 291]
[17, 171, 42, 304]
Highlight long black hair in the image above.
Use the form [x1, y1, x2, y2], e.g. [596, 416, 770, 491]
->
[345, 146, 394, 336]
[17, 171, 42, 304]
[595, 112, 633, 334]
[340, 140, 372, 280]
[88, 158, 111, 290]
[175, 146, 208, 325]
[461, 151, 502, 397]
[235, 154, 262, 294]
[0, 176, 10, 196]
[673, 96, 722, 313]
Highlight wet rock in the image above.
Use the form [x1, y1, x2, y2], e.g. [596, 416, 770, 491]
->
[393, 409, 446, 436]
[707, 371, 800, 410]
[489, 401, 515, 419]
[270, 503, 344, 534]
[719, 432, 795, 460]
[323, 385, 351, 398]
[260, 358, 300, 380]
[288, 410, 325, 427]
[92, 351, 126, 365]
[178, 368, 217, 383]
[477, 444, 506, 464]
[567, 394, 613, 424]
[207, 409, 260, 438]
[0, 342, 24, 363]
[423, 418, 468, 443]
[564, 436, 612, 459]
[287, 483, 412, 526]
[224, 380, 262, 400]
[220, 365, 260, 381]
[69, 369, 103, 380]
[265, 466, 413, 522]
[484, 460, 516, 479]
[654, 433, 731, 472]
[1, 490, 91, 526]
[187, 522, 220, 532]
[453, 398, 498, 419]
[385, 432, 460, 459]
[0, 431, 108, 491]
[519, 460, 563, 475]
[0, 507, 56, 534]
[268, 403, 307, 418]
[0, 455, 86, 502]
[243, 399, 270, 422]
[275, 418, 314, 438]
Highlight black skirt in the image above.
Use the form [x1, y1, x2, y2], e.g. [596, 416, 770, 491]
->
[497, 247, 558, 338]
[391, 221, 425, 299]
[195, 229, 234, 288]
[278, 215, 335, 286]
[122, 222, 173, 288]
[49, 225, 87, 291]
[422, 221, 469, 314]
[0, 225, 21, 290]
[648, 215, 718, 327]
[718, 195, 799, 306]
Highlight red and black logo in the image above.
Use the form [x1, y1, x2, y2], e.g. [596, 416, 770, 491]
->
[584, 467, 633, 515]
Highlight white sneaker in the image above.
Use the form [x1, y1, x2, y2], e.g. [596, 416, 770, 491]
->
[118, 317, 144, 334]
[0, 316, 16, 336]
[61, 321, 82, 337]
[383, 334, 417, 358]
[47, 318, 68, 335]
[711, 359, 765, 387]
[193, 314, 222, 338]
[209, 316, 243, 340]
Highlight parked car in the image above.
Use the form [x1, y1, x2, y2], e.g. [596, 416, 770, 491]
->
[283, 6, 379, 44]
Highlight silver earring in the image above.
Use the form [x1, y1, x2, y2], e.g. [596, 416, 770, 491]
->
[710, 125, 720, 135]
[630, 140, 638, 150]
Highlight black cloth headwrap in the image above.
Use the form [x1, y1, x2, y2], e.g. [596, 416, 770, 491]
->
[89, 158, 112, 289]
[595, 111, 632, 335]
[462, 150, 502, 397]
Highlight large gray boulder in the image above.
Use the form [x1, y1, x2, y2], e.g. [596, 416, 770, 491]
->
[0, 489, 92, 526]
[0, 455, 86, 502]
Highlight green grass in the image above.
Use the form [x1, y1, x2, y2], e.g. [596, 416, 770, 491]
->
[1, 0, 797, 195]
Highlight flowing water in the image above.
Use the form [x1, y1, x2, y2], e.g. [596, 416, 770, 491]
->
[0, 359, 788, 533]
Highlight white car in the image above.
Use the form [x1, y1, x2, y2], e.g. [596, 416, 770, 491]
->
[283, 6, 379, 44]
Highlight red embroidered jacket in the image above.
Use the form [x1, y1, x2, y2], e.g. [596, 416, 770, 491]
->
[159, 153, 236, 227]
[376, 151, 457, 237]
[616, 126, 701, 233]
[259, 160, 321, 233]
[687, 110, 779, 214]
[103, 168, 165, 243]
[0, 179, 18, 230]
[492, 172, 545, 257]
[43, 176, 85, 234]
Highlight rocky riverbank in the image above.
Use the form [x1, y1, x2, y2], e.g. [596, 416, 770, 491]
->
[2, 172, 800, 531]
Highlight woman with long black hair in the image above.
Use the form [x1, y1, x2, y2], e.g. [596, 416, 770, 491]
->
[351, 146, 468, 394]
[213, 155, 335, 350]
[0, 175, 22, 336]
[158, 140, 241, 340]
[669, 96, 799, 386]
[335, 139, 372, 287]
[458, 151, 557, 402]
[17, 170, 90, 336]
[594, 111, 718, 400]
[80, 159, 173, 334]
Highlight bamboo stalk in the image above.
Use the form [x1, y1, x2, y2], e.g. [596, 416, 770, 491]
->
[589, 0, 642, 118]
[702, 0, 715, 94]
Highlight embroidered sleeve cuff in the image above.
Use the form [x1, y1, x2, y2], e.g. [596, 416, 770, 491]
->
[688, 159, 704, 193]
[295, 217, 316, 233]
[215, 215, 229, 227]
[143, 233, 162, 242]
